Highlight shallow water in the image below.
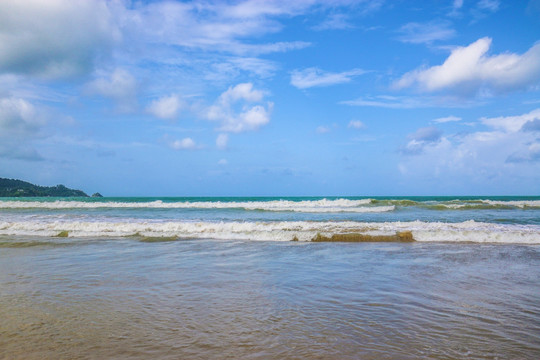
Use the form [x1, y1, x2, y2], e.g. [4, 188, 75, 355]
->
[1, 238, 539, 359]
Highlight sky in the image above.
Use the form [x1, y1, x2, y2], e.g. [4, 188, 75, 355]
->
[1, 0, 540, 196]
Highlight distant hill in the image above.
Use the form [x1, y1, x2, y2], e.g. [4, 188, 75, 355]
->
[0, 178, 89, 197]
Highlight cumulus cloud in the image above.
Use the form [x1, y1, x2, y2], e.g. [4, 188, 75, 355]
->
[0, 0, 119, 79]
[481, 108, 540, 132]
[397, 20, 456, 44]
[216, 133, 229, 150]
[86, 69, 138, 111]
[395, 38, 540, 95]
[219, 83, 264, 103]
[207, 83, 273, 133]
[147, 94, 184, 120]
[170, 137, 197, 150]
[291, 67, 366, 89]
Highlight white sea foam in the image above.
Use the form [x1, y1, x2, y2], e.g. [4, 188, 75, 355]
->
[432, 200, 540, 209]
[2, 198, 538, 211]
[0, 219, 538, 244]
[480, 199, 540, 208]
[0, 199, 392, 213]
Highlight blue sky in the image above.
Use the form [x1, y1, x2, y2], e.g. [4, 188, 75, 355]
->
[1, 0, 540, 196]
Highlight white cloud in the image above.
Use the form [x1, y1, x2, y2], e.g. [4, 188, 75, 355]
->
[453, 0, 464, 10]
[119, 0, 311, 56]
[207, 83, 273, 133]
[121, 0, 381, 56]
[433, 115, 462, 123]
[399, 108, 540, 191]
[481, 108, 540, 132]
[218, 158, 228, 165]
[0, 0, 119, 79]
[397, 20, 456, 44]
[0, 0, 378, 85]
[216, 133, 229, 150]
[86, 69, 138, 111]
[170, 137, 197, 150]
[348, 120, 365, 129]
[147, 94, 183, 120]
[395, 37, 540, 95]
[219, 83, 264, 103]
[228, 105, 272, 133]
[291, 67, 366, 89]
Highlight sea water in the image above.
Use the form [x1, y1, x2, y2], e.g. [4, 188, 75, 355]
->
[0, 197, 539, 358]
[1, 196, 539, 241]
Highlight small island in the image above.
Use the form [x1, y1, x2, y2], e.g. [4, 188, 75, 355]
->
[0, 178, 92, 197]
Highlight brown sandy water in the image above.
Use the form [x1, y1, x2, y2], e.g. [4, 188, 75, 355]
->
[1, 237, 539, 359]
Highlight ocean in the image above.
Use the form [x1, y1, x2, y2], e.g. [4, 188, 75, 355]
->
[1, 196, 539, 358]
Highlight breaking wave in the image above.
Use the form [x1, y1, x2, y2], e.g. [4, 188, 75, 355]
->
[2, 198, 539, 212]
[0, 219, 538, 244]
[372, 199, 540, 210]
[0, 199, 395, 213]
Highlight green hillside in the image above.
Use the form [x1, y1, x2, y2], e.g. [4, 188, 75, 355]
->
[0, 178, 88, 197]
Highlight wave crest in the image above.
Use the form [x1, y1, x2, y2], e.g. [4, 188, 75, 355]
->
[0, 198, 393, 213]
[0, 220, 538, 244]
